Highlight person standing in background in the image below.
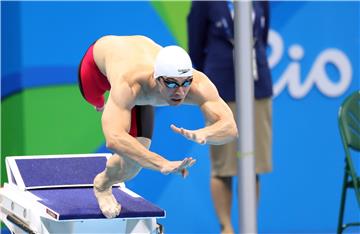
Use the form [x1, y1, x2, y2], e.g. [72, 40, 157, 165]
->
[187, 1, 273, 233]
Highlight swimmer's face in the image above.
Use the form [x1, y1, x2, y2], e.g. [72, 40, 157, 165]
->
[157, 76, 193, 106]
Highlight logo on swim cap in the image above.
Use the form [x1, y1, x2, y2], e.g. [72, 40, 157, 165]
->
[154, 45, 193, 79]
[178, 68, 191, 75]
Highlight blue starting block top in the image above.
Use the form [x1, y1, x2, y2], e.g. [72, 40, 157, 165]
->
[31, 187, 165, 220]
[13, 155, 107, 189]
[5, 154, 165, 220]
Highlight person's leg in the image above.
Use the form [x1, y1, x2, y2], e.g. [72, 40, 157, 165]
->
[93, 137, 150, 218]
[211, 176, 234, 234]
[254, 98, 272, 205]
[94, 105, 154, 218]
[210, 102, 237, 233]
[256, 175, 260, 203]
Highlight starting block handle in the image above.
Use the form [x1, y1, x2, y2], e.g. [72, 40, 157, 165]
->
[6, 213, 36, 234]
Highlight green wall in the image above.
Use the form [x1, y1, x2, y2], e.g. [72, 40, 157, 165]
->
[151, 1, 191, 49]
[1, 85, 104, 184]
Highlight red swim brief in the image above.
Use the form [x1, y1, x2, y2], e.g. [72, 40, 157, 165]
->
[78, 44, 138, 137]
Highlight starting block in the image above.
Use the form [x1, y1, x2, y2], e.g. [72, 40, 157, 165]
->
[0, 154, 165, 233]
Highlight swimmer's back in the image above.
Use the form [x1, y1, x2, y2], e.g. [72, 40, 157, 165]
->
[93, 35, 162, 82]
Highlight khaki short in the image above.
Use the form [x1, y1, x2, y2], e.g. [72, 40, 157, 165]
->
[210, 99, 272, 176]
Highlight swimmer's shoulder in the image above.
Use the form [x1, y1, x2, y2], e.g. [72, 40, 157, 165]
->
[95, 35, 161, 48]
[187, 70, 219, 104]
[129, 35, 162, 48]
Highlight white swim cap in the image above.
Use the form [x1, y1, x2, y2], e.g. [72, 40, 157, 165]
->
[154, 45, 193, 79]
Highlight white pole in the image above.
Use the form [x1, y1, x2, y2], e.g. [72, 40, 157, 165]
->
[234, 1, 257, 233]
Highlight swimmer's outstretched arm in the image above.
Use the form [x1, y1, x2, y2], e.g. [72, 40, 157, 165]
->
[102, 86, 195, 177]
[171, 100, 238, 145]
[172, 72, 238, 145]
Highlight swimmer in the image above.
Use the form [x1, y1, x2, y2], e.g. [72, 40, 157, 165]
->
[78, 35, 238, 218]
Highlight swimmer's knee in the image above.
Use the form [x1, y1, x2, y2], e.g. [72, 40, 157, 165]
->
[104, 155, 124, 180]
[122, 159, 142, 181]
[106, 154, 122, 168]
[105, 154, 142, 182]
[136, 137, 151, 149]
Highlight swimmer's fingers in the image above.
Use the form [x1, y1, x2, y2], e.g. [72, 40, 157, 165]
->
[179, 157, 195, 169]
[170, 125, 193, 139]
[188, 158, 196, 167]
[170, 124, 183, 135]
[161, 157, 196, 177]
[171, 124, 205, 144]
[176, 157, 196, 173]
[178, 158, 196, 178]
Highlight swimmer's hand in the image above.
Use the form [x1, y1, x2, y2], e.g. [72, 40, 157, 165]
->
[160, 157, 196, 178]
[170, 124, 207, 145]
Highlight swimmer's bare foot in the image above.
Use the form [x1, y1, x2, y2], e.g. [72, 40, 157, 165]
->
[93, 174, 121, 218]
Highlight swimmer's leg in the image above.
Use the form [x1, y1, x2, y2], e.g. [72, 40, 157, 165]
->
[93, 137, 151, 218]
